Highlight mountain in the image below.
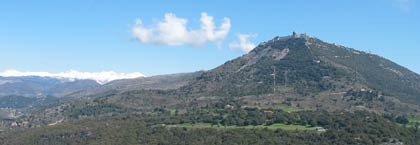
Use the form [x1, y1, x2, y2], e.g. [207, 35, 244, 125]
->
[180, 33, 420, 107]
[0, 76, 101, 98]
[45, 80, 101, 97]
[0, 76, 61, 96]
[0, 76, 100, 112]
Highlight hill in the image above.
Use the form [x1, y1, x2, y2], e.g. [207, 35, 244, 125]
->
[66, 71, 203, 98]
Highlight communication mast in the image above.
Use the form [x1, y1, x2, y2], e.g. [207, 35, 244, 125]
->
[272, 67, 276, 93]
[284, 69, 288, 87]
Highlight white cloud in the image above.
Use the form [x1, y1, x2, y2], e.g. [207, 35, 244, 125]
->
[229, 34, 257, 53]
[0, 69, 145, 84]
[131, 12, 231, 48]
[394, 0, 414, 12]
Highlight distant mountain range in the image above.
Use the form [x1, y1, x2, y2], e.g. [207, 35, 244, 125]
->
[0, 76, 100, 97]
[0, 70, 145, 85]
[0, 70, 145, 98]
[0, 71, 201, 110]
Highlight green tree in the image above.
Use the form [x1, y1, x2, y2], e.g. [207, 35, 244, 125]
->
[395, 116, 409, 125]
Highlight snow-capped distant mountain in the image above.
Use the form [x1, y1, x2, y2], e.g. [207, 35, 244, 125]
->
[0, 70, 145, 98]
[0, 69, 145, 84]
[0, 76, 100, 97]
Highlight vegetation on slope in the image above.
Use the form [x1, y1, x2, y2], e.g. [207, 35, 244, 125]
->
[1, 105, 419, 145]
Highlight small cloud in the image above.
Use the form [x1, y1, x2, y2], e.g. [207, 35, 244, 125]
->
[131, 12, 231, 48]
[393, 0, 414, 12]
[0, 69, 144, 84]
[229, 33, 257, 53]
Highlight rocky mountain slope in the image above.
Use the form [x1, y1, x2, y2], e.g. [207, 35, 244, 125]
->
[181, 33, 420, 106]
[47, 33, 420, 116]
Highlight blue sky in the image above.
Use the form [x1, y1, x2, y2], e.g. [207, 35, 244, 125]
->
[0, 0, 419, 76]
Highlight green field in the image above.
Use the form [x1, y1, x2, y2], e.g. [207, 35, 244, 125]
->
[170, 123, 322, 131]
[256, 105, 312, 113]
[275, 106, 309, 113]
[169, 109, 177, 114]
[407, 117, 420, 128]
[408, 117, 420, 123]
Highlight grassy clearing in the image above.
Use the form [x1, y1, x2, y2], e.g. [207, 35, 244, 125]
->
[275, 106, 309, 113]
[407, 117, 420, 128]
[256, 105, 312, 113]
[169, 109, 177, 114]
[170, 123, 321, 131]
[397, 117, 420, 128]
[408, 117, 420, 123]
